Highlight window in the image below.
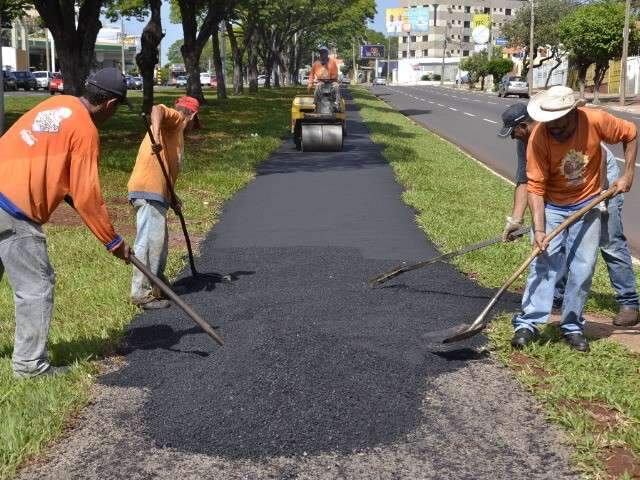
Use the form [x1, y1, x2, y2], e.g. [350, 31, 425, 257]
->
[423, 49, 429, 57]
[463, 35, 470, 42]
[465, 5, 470, 12]
[464, 20, 470, 27]
[424, 35, 429, 41]
[484, 7, 490, 13]
[506, 8, 512, 15]
[463, 50, 470, 56]
[411, 35, 417, 42]
[402, 51, 408, 58]
[410, 50, 416, 57]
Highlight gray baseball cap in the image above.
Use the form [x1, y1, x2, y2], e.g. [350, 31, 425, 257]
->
[85, 67, 132, 109]
[498, 102, 531, 137]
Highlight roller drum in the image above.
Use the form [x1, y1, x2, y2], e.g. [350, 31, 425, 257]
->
[301, 124, 343, 152]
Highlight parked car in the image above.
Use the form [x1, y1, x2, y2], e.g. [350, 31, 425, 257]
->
[2, 70, 18, 91]
[176, 75, 187, 88]
[125, 75, 143, 90]
[33, 71, 53, 90]
[13, 70, 37, 91]
[373, 77, 386, 85]
[48, 73, 64, 94]
[209, 76, 218, 88]
[133, 76, 143, 89]
[200, 72, 211, 87]
[498, 75, 529, 98]
[257, 74, 267, 86]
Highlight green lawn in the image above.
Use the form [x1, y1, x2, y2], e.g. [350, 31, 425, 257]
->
[0, 88, 299, 479]
[352, 87, 640, 479]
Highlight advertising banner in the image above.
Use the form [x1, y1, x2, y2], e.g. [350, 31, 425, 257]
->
[472, 14, 491, 28]
[360, 45, 386, 59]
[385, 8, 407, 35]
[407, 6, 430, 33]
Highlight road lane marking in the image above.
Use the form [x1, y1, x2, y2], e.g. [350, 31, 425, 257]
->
[463, 112, 476, 117]
[448, 107, 457, 111]
[428, 101, 434, 104]
[483, 118, 498, 124]
[487, 101, 497, 105]
[437, 103, 444, 106]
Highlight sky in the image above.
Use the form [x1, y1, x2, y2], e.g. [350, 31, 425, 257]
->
[108, 0, 394, 65]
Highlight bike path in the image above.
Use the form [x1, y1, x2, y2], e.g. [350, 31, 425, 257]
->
[17, 93, 577, 480]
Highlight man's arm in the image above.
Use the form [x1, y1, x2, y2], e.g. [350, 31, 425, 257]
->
[612, 137, 637, 193]
[307, 66, 315, 92]
[150, 104, 165, 147]
[528, 192, 547, 250]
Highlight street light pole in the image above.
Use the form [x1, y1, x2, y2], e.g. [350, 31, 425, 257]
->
[441, 22, 449, 85]
[528, 0, 534, 96]
[386, 35, 391, 83]
[620, 0, 631, 106]
[120, 17, 126, 74]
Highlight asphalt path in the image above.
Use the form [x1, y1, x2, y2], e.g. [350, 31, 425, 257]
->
[17, 93, 577, 479]
[372, 84, 640, 256]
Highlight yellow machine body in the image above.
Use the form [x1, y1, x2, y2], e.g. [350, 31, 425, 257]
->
[290, 94, 346, 152]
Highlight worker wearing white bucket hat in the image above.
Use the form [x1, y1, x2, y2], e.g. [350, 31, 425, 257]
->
[511, 86, 638, 352]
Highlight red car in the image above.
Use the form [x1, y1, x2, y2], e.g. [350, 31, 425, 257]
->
[48, 73, 64, 95]
[209, 76, 217, 88]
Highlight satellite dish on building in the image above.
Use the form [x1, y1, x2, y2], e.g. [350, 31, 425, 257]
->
[472, 25, 490, 45]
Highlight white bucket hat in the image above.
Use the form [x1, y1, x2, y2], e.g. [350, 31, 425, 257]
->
[527, 86, 586, 123]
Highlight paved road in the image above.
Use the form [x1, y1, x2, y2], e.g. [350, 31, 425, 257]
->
[372, 84, 640, 256]
[17, 94, 577, 479]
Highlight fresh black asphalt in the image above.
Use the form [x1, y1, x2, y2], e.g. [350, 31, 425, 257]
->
[99, 93, 570, 471]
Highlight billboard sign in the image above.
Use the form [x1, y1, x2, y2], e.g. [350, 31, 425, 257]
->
[472, 14, 491, 28]
[495, 38, 508, 46]
[407, 6, 430, 33]
[360, 45, 385, 59]
[386, 8, 407, 35]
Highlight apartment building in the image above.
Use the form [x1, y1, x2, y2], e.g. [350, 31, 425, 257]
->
[397, 0, 526, 60]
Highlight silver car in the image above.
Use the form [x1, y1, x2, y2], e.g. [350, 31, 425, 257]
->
[33, 71, 53, 90]
[498, 75, 529, 98]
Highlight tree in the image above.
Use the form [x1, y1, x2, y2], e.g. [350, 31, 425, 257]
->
[33, 1, 106, 96]
[459, 52, 490, 90]
[501, 0, 576, 85]
[1, 0, 34, 133]
[487, 56, 514, 89]
[559, 1, 638, 103]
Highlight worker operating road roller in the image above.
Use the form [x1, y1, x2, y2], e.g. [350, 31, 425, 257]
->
[308, 45, 341, 112]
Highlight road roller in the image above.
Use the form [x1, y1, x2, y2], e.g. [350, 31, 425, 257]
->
[291, 80, 346, 152]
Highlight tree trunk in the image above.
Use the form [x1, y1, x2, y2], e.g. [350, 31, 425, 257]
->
[136, 0, 163, 114]
[544, 56, 562, 89]
[226, 21, 243, 94]
[33, 0, 103, 96]
[593, 64, 608, 105]
[577, 64, 589, 99]
[177, 0, 218, 103]
[246, 23, 258, 93]
[211, 25, 227, 99]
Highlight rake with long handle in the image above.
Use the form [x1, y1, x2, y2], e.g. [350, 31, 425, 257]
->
[442, 187, 616, 344]
[368, 226, 530, 287]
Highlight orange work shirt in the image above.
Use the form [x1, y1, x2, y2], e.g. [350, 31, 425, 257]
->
[527, 108, 637, 206]
[128, 104, 186, 206]
[0, 95, 121, 250]
[308, 58, 339, 84]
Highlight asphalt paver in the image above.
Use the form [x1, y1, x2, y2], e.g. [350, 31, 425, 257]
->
[17, 93, 578, 479]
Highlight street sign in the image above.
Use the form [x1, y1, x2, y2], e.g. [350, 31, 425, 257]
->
[495, 38, 508, 46]
[360, 45, 385, 59]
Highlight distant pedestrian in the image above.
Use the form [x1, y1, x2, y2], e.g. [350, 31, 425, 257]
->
[510, 86, 637, 352]
[499, 103, 639, 327]
[0, 68, 131, 378]
[127, 96, 200, 309]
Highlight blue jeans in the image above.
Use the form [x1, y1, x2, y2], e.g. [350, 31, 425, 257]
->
[0, 208, 56, 377]
[513, 207, 601, 335]
[130, 199, 168, 303]
[555, 194, 639, 308]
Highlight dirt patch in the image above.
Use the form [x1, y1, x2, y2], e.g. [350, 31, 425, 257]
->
[550, 313, 640, 354]
[557, 399, 623, 432]
[602, 446, 640, 479]
[510, 352, 552, 380]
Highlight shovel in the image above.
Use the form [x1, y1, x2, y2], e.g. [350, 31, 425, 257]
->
[141, 114, 198, 276]
[369, 226, 530, 287]
[439, 188, 616, 344]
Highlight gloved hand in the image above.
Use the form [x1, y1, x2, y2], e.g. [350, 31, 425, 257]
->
[502, 216, 523, 242]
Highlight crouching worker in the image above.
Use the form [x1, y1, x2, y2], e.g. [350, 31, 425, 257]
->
[127, 96, 200, 309]
[0, 68, 131, 378]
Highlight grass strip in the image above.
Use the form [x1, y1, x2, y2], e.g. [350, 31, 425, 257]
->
[352, 86, 640, 478]
[0, 87, 300, 479]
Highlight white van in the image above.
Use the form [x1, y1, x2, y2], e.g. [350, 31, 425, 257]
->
[200, 72, 211, 87]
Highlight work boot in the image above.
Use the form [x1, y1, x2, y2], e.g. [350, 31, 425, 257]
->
[15, 365, 70, 379]
[563, 332, 589, 352]
[141, 299, 170, 310]
[511, 328, 538, 349]
[613, 306, 639, 327]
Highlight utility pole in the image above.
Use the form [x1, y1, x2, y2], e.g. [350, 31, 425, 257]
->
[352, 40, 357, 84]
[528, 0, 534, 96]
[120, 17, 126, 74]
[44, 27, 50, 72]
[386, 36, 391, 83]
[441, 22, 449, 85]
[620, 0, 631, 106]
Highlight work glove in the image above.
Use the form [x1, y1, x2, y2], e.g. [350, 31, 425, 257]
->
[502, 216, 523, 242]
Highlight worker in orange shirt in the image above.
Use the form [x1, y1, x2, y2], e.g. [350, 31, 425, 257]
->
[127, 96, 200, 309]
[308, 45, 341, 111]
[511, 86, 637, 352]
[0, 67, 131, 378]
